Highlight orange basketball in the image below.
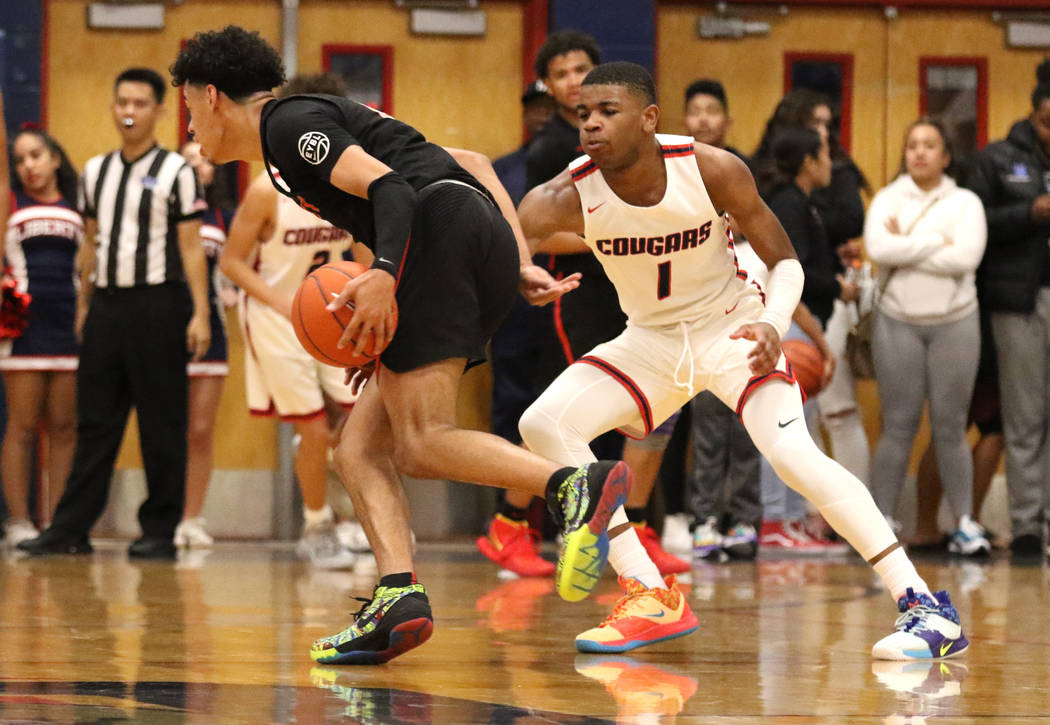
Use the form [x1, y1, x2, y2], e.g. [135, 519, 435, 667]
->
[782, 339, 826, 397]
[291, 260, 398, 367]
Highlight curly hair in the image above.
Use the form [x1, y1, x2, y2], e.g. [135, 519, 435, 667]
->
[534, 29, 601, 79]
[170, 25, 285, 101]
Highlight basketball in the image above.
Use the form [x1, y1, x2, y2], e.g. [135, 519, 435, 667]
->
[291, 260, 398, 367]
[782, 339, 826, 397]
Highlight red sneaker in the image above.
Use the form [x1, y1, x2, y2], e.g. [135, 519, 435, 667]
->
[632, 523, 691, 574]
[759, 519, 826, 554]
[476, 514, 555, 577]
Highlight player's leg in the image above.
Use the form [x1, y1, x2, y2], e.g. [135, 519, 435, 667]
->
[177, 375, 223, 548]
[311, 376, 430, 665]
[293, 411, 354, 570]
[0, 371, 47, 544]
[520, 356, 697, 652]
[621, 417, 690, 575]
[739, 378, 967, 659]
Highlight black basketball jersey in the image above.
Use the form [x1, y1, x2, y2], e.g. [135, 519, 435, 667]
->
[260, 95, 490, 247]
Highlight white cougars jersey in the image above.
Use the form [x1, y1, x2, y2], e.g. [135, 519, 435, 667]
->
[571, 134, 754, 327]
[252, 193, 354, 300]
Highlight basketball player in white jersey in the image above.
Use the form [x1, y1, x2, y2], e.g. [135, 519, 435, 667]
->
[220, 170, 358, 570]
[518, 62, 968, 660]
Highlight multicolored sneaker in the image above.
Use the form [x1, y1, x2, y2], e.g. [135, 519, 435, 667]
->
[574, 655, 698, 719]
[722, 521, 758, 560]
[476, 514, 555, 577]
[546, 461, 633, 602]
[575, 575, 699, 653]
[310, 582, 433, 665]
[692, 516, 723, 560]
[632, 522, 691, 575]
[872, 588, 969, 660]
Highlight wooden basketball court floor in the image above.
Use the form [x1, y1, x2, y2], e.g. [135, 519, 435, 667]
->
[0, 542, 1045, 723]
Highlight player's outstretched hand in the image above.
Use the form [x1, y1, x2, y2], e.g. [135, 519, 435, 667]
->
[327, 268, 396, 356]
[729, 321, 780, 376]
[519, 264, 581, 306]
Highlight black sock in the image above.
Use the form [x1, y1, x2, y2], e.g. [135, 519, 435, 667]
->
[625, 507, 646, 525]
[499, 502, 530, 522]
[379, 572, 415, 589]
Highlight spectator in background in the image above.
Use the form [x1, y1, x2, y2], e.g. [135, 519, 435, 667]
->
[174, 140, 235, 549]
[680, 79, 763, 561]
[1, 127, 81, 547]
[493, 80, 556, 207]
[755, 89, 872, 490]
[865, 118, 989, 556]
[965, 59, 1050, 557]
[479, 80, 557, 577]
[756, 126, 856, 552]
[19, 67, 209, 560]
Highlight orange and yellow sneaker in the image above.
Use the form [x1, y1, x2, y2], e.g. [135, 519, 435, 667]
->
[632, 522, 691, 575]
[575, 574, 699, 653]
[476, 514, 555, 577]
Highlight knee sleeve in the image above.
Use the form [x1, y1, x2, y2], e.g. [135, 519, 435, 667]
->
[519, 398, 597, 466]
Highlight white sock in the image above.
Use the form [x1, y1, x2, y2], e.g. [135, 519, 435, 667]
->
[872, 546, 932, 602]
[303, 504, 334, 527]
[607, 507, 665, 590]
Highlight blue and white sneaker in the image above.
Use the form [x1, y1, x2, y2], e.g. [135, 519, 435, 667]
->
[947, 515, 991, 557]
[872, 588, 969, 660]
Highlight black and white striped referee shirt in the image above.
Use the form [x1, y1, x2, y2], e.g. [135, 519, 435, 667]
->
[79, 144, 202, 289]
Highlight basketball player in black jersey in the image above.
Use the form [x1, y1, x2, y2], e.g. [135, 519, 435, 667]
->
[172, 25, 635, 665]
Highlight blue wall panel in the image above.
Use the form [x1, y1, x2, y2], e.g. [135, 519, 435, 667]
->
[0, 1, 44, 135]
[550, 0, 655, 73]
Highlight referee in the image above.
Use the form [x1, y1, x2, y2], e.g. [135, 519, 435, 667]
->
[19, 68, 210, 559]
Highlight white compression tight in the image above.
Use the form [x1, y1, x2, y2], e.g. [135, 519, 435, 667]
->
[741, 380, 929, 601]
[519, 364, 666, 589]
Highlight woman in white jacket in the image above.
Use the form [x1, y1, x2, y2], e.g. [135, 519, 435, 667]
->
[864, 118, 990, 556]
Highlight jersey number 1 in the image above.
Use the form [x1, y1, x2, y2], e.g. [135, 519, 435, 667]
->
[657, 261, 671, 300]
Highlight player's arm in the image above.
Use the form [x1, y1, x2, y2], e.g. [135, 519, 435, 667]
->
[74, 217, 98, 340]
[177, 216, 210, 361]
[697, 144, 804, 375]
[218, 174, 292, 316]
[445, 147, 580, 305]
[266, 102, 400, 354]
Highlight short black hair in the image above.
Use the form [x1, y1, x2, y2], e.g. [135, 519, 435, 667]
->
[684, 79, 728, 112]
[1033, 57, 1050, 109]
[115, 68, 166, 104]
[534, 29, 601, 79]
[278, 72, 349, 99]
[170, 25, 286, 101]
[582, 62, 656, 106]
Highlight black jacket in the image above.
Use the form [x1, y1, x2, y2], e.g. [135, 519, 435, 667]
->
[965, 119, 1050, 313]
[765, 183, 841, 326]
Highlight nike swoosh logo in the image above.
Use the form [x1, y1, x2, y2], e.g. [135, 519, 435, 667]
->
[724, 302, 739, 315]
[645, 610, 666, 619]
[778, 417, 799, 428]
[940, 641, 953, 657]
[587, 202, 606, 214]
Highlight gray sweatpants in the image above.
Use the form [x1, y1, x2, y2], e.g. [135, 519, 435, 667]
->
[991, 288, 1050, 538]
[869, 308, 980, 524]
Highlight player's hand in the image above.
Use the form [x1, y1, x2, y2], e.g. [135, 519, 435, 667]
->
[186, 312, 211, 362]
[519, 264, 581, 306]
[344, 359, 377, 395]
[327, 268, 397, 356]
[729, 321, 780, 376]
